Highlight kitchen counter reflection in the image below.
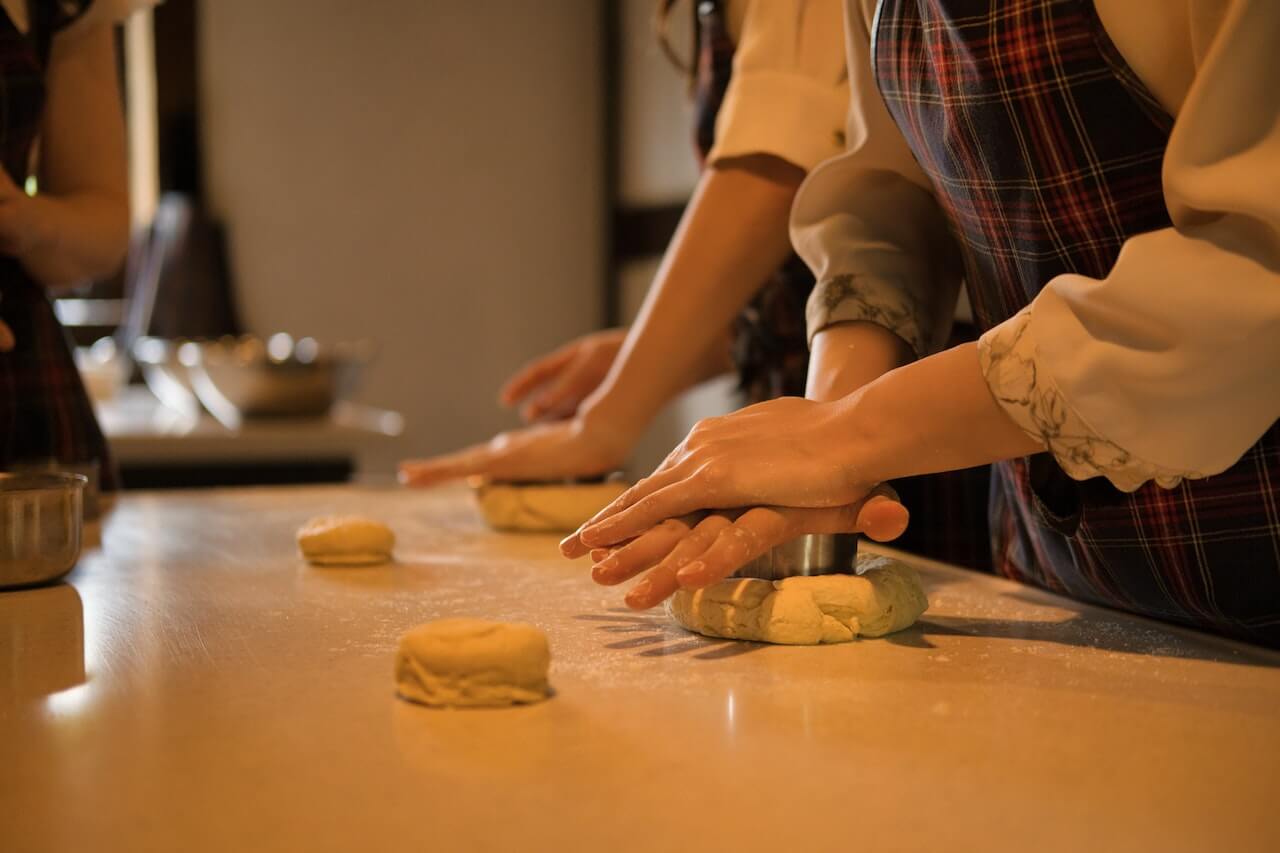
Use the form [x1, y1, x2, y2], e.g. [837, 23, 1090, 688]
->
[0, 583, 84, 702]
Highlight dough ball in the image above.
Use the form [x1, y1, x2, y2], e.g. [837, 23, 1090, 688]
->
[666, 555, 927, 645]
[297, 515, 395, 566]
[470, 477, 628, 533]
[395, 618, 551, 708]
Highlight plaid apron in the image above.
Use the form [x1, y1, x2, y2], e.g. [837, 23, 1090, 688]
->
[874, 0, 1280, 646]
[694, 0, 994, 570]
[0, 0, 117, 492]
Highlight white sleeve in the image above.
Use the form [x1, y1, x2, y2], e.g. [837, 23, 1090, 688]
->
[977, 0, 1280, 492]
[789, 0, 962, 357]
[59, 0, 160, 40]
[707, 0, 850, 172]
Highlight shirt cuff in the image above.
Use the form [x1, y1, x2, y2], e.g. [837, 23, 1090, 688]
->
[805, 274, 927, 357]
[977, 307, 1204, 492]
[706, 71, 848, 172]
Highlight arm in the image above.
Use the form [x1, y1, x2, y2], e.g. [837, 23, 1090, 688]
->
[578, 154, 803, 440]
[975, 0, 1280, 490]
[1, 24, 129, 289]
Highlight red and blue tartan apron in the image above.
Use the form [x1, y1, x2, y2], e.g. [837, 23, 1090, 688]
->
[0, 0, 117, 492]
[694, 0, 994, 570]
[873, 0, 1280, 646]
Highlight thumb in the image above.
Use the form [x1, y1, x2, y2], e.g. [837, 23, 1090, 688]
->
[854, 484, 909, 543]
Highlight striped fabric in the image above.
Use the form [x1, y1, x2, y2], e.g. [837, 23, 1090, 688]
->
[873, 0, 1280, 646]
[0, 0, 118, 492]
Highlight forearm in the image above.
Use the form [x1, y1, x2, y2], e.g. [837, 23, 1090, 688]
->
[838, 342, 1043, 485]
[805, 320, 913, 403]
[581, 154, 803, 438]
[18, 191, 128, 289]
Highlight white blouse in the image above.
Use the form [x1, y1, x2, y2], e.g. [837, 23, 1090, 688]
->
[705, 0, 849, 172]
[793, 0, 1280, 492]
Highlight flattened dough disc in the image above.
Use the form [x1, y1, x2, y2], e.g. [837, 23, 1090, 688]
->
[297, 515, 395, 566]
[667, 555, 927, 645]
[470, 477, 628, 533]
[395, 618, 551, 708]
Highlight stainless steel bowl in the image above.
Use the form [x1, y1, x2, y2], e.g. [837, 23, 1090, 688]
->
[733, 532, 859, 581]
[182, 334, 372, 429]
[132, 336, 203, 420]
[0, 473, 86, 590]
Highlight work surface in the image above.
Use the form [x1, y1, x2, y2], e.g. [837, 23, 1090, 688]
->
[2, 484, 1278, 853]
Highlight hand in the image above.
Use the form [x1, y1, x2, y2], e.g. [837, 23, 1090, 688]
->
[560, 395, 868, 556]
[498, 329, 627, 423]
[586, 489, 909, 609]
[0, 318, 13, 352]
[399, 416, 628, 487]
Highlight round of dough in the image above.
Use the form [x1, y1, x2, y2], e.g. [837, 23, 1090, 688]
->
[470, 477, 628, 533]
[666, 555, 927, 645]
[395, 618, 551, 708]
[297, 515, 395, 566]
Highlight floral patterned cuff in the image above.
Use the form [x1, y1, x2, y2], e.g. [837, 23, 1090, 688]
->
[805, 274, 928, 357]
[977, 308, 1202, 492]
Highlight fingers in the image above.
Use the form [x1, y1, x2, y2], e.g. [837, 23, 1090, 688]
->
[673, 507, 790, 589]
[621, 515, 733, 609]
[0, 320, 13, 353]
[498, 346, 576, 409]
[559, 466, 690, 558]
[398, 443, 495, 487]
[855, 486, 910, 542]
[519, 364, 591, 423]
[590, 518, 692, 586]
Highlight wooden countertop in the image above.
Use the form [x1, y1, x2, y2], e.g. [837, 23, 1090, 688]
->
[2, 484, 1278, 852]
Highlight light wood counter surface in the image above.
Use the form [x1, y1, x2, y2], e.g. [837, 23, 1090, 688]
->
[2, 484, 1278, 852]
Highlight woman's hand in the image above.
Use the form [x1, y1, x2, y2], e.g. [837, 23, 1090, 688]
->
[498, 329, 626, 423]
[587, 491, 909, 609]
[560, 395, 868, 556]
[399, 415, 630, 487]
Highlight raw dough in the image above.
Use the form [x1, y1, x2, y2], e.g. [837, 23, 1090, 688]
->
[470, 477, 628, 533]
[666, 555, 927, 645]
[395, 618, 551, 708]
[296, 515, 395, 566]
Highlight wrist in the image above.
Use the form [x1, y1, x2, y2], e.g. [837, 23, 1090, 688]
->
[824, 383, 891, 491]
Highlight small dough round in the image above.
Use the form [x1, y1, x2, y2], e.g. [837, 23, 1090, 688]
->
[395, 618, 551, 708]
[667, 555, 927, 645]
[470, 477, 628, 533]
[297, 515, 395, 566]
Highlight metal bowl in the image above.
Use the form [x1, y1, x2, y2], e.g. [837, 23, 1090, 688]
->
[132, 336, 203, 420]
[0, 473, 87, 590]
[182, 334, 371, 429]
[733, 533, 859, 581]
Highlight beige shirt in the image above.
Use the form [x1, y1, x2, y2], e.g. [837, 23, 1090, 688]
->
[705, 0, 849, 172]
[793, 0, 1280, 491]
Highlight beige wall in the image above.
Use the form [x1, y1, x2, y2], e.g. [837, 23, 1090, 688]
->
[199, 1, 605, 474]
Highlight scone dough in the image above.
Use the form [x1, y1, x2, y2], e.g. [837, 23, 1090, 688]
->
[666, 555, 927, 645]
[471, 478, 628, 533]
[297, 515, 395, 566]
[395, 618, 551, 708]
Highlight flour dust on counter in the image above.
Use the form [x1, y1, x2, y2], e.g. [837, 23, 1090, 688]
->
[395, 618, 552, 708]
[667, 555, 928, 645]
[297, 515, 396, 566]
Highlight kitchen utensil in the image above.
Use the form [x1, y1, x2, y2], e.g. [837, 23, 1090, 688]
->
[181, 334, 372, 429]
[732, 532, 859, 581]
[131, 336, 203, 420]
[0, 473, 86, 590]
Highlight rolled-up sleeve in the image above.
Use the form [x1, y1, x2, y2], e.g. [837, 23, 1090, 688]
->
[790, 0, 962, 357]
[977, 0, 1280, 491]
[707, 0, 850, 172]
